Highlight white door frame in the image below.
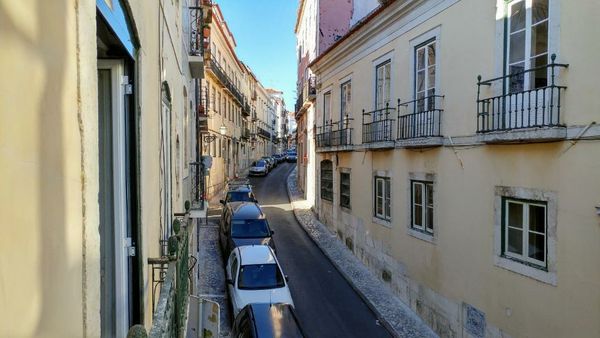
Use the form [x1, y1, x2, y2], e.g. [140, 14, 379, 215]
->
[98, 59, 130, 336]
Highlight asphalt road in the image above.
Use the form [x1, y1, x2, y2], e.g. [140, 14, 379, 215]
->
[248, 162, 392, 338]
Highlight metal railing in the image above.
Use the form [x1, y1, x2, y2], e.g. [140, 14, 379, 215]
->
[477, 54, 568, 133]
[362, 104, 396, 143]
[189, 5, 204, 56]
[316, 118, 353, 148]
[397, 96, 444, 139]
[257, 126, 271, 139]
[208, 57, 244, 105]
[146, 216, 193, 338]
[295, 91, 304, 115]
[241, 127, 251, 140]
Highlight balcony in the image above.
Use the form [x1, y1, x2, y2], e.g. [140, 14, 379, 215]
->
[257, 126, 271, 139]
[241, 127, 251, 140]
[477, 54, 568, 143]
[303, 75, 316, 101]
[316, 119, 354, 152]
[361, 104, 395, 148]
[188, 4, 211, 78]
[242, 98, 251, 117]
[396, 96, 444, 148]
[207, 57, 244, 105]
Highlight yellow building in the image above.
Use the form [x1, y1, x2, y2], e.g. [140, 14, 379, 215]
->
[202, 3, 275, 199]
[310, 0, 600, 336]
[0, 0, 209, 336]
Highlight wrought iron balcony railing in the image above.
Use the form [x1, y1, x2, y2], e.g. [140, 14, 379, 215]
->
[477, 54, 568, 133]
[362, 104, 396, 143]
[316, 118, 354, 148]
[208, 57, 244, 105]
[189, 6, 204, 56]
[295, 91, 304, 115]
[241, 127, 251, 140]
[397, 96, 444, 139]
[257, 126, 271, 139]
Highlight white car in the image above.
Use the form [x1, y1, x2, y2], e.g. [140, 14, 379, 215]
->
[248, 160, 268, 176]
[226, 245, 294, 317]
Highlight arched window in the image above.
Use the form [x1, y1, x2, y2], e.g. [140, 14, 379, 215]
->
[320, 160, 333, 201]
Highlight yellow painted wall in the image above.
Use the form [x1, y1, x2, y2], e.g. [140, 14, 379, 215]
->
[312, 0, 600, 336]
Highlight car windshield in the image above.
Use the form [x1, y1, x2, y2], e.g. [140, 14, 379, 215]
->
[255, 160, 266, 167]
[238, 264, 285, 290]
[231, 219, 270, 238]
[226, 191, 253, 202]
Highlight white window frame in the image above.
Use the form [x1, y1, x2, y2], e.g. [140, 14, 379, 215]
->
[505, 0, 550, 92]
[374, 176, 391, 221]
[409, 26, 441, 111]
[323, 91, 332, 127]
[411, 181, 434, 234]
[503, 198, 547, 266]
[494, 186, 557, 285]
[493, 0, 560, 96]
[375, 61, 392, 111]
[340, 80, 352, 122]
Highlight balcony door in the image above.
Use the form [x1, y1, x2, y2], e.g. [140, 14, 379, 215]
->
[505, 0, 551, 128]
[98, 60, 131, 337]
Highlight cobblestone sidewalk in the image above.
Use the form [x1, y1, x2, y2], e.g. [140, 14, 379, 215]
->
[286, 168, 437, 338]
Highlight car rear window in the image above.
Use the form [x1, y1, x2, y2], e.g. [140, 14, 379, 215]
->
[231, 219, 270, 238]
[238, 264, 285, 290]
[226, 191, 253, 202]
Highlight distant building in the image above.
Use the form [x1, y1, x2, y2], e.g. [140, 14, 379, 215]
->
[295, 0, 378, 200]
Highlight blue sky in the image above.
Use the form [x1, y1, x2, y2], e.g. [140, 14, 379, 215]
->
[216, 0, 297, 108]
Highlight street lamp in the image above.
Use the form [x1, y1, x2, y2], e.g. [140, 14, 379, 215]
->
[219, 124, 227, 135]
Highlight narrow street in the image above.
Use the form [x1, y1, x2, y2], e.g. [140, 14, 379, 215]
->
[245, 163, 392, 338]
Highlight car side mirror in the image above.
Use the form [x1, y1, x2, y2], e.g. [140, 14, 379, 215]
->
[219, 199, 225, 205]
[270, 230, 275, 235]
[226, 278, 233, 285]
[285, 275, 289, 282]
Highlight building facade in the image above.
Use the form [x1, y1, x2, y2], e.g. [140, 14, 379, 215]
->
[295, 0, 379, 200]
[1, 0, 210, 336]
[310, 0, 600, 337]
[201, 3, 278, 199]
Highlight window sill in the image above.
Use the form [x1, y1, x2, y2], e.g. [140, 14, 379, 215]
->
[407, 228, 435, 244]
[372, 217, 392, 228]
[494, 255, 557, 286]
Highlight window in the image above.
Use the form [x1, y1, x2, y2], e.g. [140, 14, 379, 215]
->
[411, 181, 434, 234]
[340, 172, 350, 209]
[414, 39, 436, 112]
[340, 81, 352, 121]
[375, 61, 391, 110]
[320, 160, 333, 202]
[323, 91, 331, 126]
[210, 86, 215, 111]
[217, 92, 222, 114]
[374, 176, 391, 220]
[506, 0, 549, 92]
[503, 198, 547, 266]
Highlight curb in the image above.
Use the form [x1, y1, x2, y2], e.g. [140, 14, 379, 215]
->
[285, 168, 437, 338]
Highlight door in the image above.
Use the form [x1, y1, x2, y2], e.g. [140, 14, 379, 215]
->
[98, 59, 131, 336]
[161, 84, 173, 242]
[505, 0, 550, 128]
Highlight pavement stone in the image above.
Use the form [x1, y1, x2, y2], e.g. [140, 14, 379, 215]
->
[197, 220, 232, 337]
[286, 167, 438, 338]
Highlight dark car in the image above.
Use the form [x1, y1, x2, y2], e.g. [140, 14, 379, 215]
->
[231, 303, 305, 338]
[220, 185, 257, 205]
[220, 202, 276, 256]
[286, 151, 297, 162]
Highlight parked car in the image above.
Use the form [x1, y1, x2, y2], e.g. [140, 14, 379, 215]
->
[261, 156, 275, 170]
[226, 245, 293, 317]
[272, 154, 284, 163]
[286, 151, 297, 162]
[249, 160, 269, 176]
[231, 303, 306, 338]
[220, 202, 276, 256]
[220, 184, 257, 206]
